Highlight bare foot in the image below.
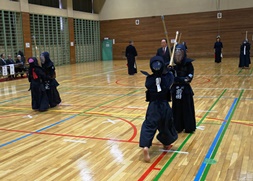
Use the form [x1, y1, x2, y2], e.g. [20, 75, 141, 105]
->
[163, 144, 172, 150]
[143, 147, 150, 162]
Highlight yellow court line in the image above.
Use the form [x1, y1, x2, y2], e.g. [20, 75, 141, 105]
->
[0, 106, 145, 116]
[86, 111, 144, 117]
[1, 106, 252, 124]
[0, 106, 82, 113]
[200, 117, 253, 125]
[231, 119, 253, 124]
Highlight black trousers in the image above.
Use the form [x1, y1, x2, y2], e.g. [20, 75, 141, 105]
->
[139, 101, 178, 148]
[172, 93, 196, 133]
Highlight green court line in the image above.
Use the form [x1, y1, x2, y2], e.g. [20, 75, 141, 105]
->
[200, 89, 244, 180]
[237, 68, 242, 75]
[79, 89, 141, 115]
[249, 67, 253, 75]
[153, 89, 227, 181]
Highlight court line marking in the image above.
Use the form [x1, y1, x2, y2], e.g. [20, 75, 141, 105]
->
[0, 115, 77, 148]
[138, 152, 168, 181]
[159, 149, 189, 154]
[142, 89, 227, 181]
[0, 90, 139, 148]
[194, 89, 244, 181]
[102, 119, 117, 124]
[1, 73, 251, 178]
[196, 126, 205, 130]
[64, 139, 87, 144]
[150, 89, 246, 181]
[196, 110, 217, 113]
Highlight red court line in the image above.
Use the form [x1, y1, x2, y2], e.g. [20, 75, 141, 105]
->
[5, 104, 146, 111]
[192, 77, 211, 84]
[138, 152, 167, 181]
[0, 128, 134, 142]
[196, 115, 253, 127]
[115, 79, 127, 86]
[116, 79, 142, 86]
[0, 128, 166, 147]
[0, 113, 138, 143]
[4, 117, 252, 180]
[1, 110, 251, 180]
[136, 117, 253, 180]
[87, 113, 138, 142]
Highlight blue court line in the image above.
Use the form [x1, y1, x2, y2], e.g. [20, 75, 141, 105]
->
[0, 114, 77, 148]
[0, 89, 140, 149]
[194, 98, 238, 181]
[0, 95, 29, 104]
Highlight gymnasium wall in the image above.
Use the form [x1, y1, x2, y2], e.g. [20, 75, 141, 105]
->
[99, 0, 253, 20]
[0, 0, 99, 20]
[0, 0, 100, 64]
[100, 6, 253, 59]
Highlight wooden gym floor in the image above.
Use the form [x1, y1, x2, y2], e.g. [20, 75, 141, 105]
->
[0, 58, 252, 181]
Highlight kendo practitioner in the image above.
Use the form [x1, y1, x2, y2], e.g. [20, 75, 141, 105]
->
[40, 51, 61, 108]
[171, 44, 196, 133]
[214, 36, 223, 63]
[239, 39, 251, 68]
[139, 56, 178, 162]
[28, 57, 49, 112]
[125, 40, 138, 75]
[156, 38, 170, 64]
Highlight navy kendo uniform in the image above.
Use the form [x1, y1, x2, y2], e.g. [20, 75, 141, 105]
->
[171, 44, 196, 133]
[239, 39, 251, 68]
[28, 57, 49, 112]
[139, 56, 178, 151]
[214, 36, 223, 63]
[125, 41, 138, 75]
[40, 52, 61, 108]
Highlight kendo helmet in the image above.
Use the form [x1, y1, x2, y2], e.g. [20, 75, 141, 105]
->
[243, 39, 248, 44]
[150, 56, 165, 75]
[174, 43, 186, 65]
[28, 57, 39, 67]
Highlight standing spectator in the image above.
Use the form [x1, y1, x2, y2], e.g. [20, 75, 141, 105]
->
[40, 51, 61, 108]
[139, 56, 178, 162]
[239, 39, 251, 68]
[214, 36, 223, 63]
[156, 38, 170, 65]
[125, 40, 138, 75]
[27, 57, 49, 112]
[171, 44, 196, 133]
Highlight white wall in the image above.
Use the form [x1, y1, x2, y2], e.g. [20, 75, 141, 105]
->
[0, 0, 99, 20]
[1, 0, 252, 22]
[99, 0, 253, 20]
[0, 0, 20, 12]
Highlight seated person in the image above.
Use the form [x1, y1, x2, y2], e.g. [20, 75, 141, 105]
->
[0, 53, 7, 66]
[6, 55, 15, 64]
[0, 53, 10, 78]
[6, 55, 15, 79]
[15, 55, 26, 77]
